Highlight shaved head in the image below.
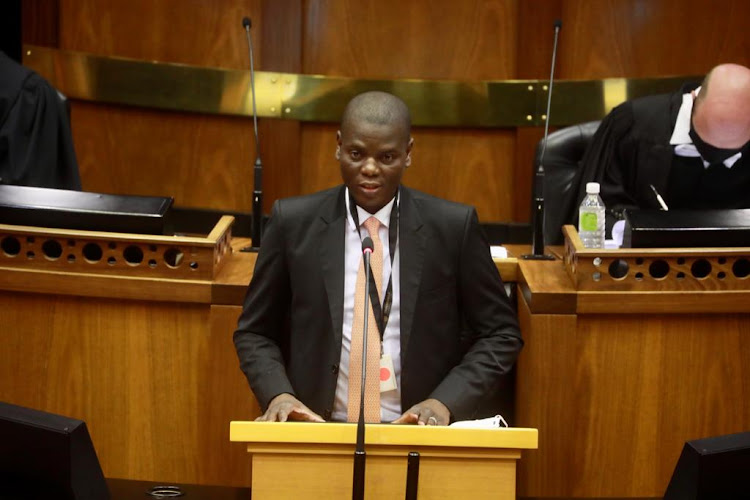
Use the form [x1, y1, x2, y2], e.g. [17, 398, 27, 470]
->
[340, 91, 411, 142]
[692, 63, 750, 148]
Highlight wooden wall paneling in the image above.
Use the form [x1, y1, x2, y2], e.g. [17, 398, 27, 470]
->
[302, 0, 518, 80]
[71, 101, 255, 211]
[516, 0, 564, 79]
[558, 0, 750, 79]
[258, 0, 302, 210]
[515, 292, 579, 496]
[0, 291, 258, 486]
[58, 0, 265, 213]
[59, 0, 261, 69]
[516, 290, 750, 497]
[22, 0, 60, 48]
[404, 128, 515, 222]
[300, 0, 519, 221]
[200, 304, 261, 485]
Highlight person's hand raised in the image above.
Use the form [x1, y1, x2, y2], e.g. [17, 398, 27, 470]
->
[392, 398, 450, 426]
[256, 393, 325, 422]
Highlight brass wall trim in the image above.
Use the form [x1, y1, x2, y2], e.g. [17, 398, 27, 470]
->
[23, 45, 701, 127]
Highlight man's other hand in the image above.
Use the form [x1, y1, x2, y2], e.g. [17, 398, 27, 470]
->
[392, 398, 450, 426]
[256, 393, 326, 422]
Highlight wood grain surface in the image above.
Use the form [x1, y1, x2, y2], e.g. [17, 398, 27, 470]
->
[516, 264, 750, 497]
[0, 291, 259, 486]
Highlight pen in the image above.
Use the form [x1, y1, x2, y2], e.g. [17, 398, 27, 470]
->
[649, 184, 669, 211]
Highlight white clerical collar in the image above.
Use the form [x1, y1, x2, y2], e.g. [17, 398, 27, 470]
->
[670, 86, 742, 169]
[345, 187, 397, 231]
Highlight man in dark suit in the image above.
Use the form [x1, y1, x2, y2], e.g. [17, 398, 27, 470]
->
[578, 63, 750, 234]
[234, 91, 522, 425]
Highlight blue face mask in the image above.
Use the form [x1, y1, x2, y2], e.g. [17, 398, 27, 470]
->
[689, 121, 749, 166]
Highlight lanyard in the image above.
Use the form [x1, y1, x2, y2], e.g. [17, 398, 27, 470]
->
[348, 190, 399, 341]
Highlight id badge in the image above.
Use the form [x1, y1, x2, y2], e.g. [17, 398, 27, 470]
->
[380, 353, 397, 392]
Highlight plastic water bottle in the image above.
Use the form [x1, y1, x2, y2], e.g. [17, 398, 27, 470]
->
[578, 182, 605, 248]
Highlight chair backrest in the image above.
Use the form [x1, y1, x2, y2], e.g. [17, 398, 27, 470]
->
[533, 120, 601, 245]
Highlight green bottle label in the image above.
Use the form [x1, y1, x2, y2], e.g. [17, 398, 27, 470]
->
[580, 212, 598, 232]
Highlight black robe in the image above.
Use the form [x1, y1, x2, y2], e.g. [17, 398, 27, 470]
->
[0, 51, 81, 190]
[574, 85, 701, 233]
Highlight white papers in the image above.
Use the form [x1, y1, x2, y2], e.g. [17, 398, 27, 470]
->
[449, 414, 508, 429]
[490, 246, 508, 259]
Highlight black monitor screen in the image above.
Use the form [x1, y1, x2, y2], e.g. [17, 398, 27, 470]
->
[0, 401, 110, 500]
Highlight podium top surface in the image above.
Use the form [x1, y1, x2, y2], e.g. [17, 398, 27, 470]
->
[229, 421, 538, 450]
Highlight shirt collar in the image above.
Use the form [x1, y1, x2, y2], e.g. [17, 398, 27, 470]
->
[670, 86, 743, 169]
[345, 187, 397, 231]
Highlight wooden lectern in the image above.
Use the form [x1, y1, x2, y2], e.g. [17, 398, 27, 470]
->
[230, 421, 537, 499]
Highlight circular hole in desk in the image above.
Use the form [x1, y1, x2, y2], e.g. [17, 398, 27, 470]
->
[42, 240, 63, 260]
[83, 243, 103, 263]
[717, 271, 726, 279]
[732, 258, 750, 278]
[164, 248, 184, 268]
[123, 245, 144, 265]
[648, 259, 670, 279]
[635, 272, 644, 281]
[608, 259, 629, 279]
[1, 236, 21, 256]
[691, 259, 712, 279]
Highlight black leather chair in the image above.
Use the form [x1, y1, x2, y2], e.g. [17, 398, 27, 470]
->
[533, 120, 601, 245]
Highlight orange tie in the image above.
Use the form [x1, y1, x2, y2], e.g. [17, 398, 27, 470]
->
[347, 217, 384, 423]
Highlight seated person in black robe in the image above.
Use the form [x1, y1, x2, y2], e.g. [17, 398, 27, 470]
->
[577, 63, 750, 234]
[0, 51, 81, 190]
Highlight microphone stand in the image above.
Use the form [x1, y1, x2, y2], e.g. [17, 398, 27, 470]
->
[352, 239, 373, 500]
[522, 20, 562, 261]
[240, 17, 264, 253]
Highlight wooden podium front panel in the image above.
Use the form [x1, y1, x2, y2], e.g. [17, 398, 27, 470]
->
[0, 291, 258, 486]
[516, 292, 750, 497]
[250, 446, 518, 499]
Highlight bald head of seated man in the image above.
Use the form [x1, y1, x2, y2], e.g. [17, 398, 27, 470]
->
[691, 63, 750, 154]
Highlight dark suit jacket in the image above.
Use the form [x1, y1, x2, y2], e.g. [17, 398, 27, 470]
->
[233, 185, 522, 421]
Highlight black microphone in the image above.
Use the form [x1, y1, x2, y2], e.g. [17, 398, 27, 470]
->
[352, 236, 374, 500]
[522, 19, 562, 261]
[240, 16, 264, 253]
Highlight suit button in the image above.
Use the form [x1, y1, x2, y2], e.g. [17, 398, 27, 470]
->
[331, 364, 339, 374]
[324, 409, 332, 419]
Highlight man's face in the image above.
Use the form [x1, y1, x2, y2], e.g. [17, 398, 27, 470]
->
[337, 119, 413, 214]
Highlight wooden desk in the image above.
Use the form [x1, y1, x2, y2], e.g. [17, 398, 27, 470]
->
[514, 229, 750, 497]
[0, 221, 520, 488]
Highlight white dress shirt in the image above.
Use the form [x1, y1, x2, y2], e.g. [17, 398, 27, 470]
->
[331, 189, 402, 422]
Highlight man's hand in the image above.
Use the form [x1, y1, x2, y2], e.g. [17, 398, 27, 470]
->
[392, 398, 450, 426]
[256, 393, 326, 422]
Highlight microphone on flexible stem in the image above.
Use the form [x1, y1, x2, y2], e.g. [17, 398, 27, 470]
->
[522, 19, 562, 261]
[240, 16, 264, 253]
[352, 236, 373, 500]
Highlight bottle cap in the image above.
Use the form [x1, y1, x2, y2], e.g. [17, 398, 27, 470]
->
[586, 182, 600, 194]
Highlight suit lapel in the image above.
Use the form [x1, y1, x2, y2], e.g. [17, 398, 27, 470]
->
[318, 186, 347, 352]
[397, 187, 425, 365]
